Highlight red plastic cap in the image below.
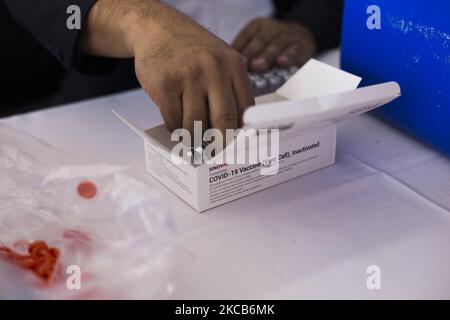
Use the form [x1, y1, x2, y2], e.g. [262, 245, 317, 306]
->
[77, 181, 97, 199]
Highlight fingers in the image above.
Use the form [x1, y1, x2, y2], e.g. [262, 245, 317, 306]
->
[157, 56, 249, 139]
[232, 19, 261, 52]
[156, 92, 183, 132]
[277, 42, 314, 68]
[233, 18, 318, 72]
[276, 43, 304, 67]
[207, 78, 239, 137]
[251, 35, 293, 72]
[240, 27, 281, 65]
[276, 25, 318, 67]
[231, 64, 255, 127]
[182, 83, 209, 139]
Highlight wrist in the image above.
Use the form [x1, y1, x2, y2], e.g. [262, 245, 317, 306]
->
[80, 0, 162, 58]
[123, 0, 166, 56]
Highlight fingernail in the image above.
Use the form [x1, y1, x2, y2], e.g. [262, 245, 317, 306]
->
[252, 58, 268, 71]
[277, 55, 290, 66]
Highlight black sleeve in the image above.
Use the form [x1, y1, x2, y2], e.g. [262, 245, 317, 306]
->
[3, 0, 118, 73]
[274, 0, 344, 52]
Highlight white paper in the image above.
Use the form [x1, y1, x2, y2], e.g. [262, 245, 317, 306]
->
[276, 59, 362, 101]
[244, 82, 401, 130]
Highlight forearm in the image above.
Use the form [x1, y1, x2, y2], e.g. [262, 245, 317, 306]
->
[79, 0, 167, 58]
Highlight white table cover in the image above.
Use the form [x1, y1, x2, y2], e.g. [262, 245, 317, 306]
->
[2, 50, 449, 299]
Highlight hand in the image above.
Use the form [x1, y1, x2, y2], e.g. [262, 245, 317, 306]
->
[80, 0, 254, 135]
[133, 14, 255, 135]
[232, 17, 318, 73]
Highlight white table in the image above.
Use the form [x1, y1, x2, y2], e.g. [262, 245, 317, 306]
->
[2, 51, 450, 299]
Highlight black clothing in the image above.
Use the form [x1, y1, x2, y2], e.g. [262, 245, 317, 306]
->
[0, 0, 344, 116]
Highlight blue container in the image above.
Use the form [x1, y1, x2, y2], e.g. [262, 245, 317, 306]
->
[341, 0, 450, 156]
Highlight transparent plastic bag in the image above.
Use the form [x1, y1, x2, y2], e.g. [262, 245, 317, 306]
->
[0, 124, 176, 299]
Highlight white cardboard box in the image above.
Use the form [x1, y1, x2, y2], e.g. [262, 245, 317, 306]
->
[115, 60, 401, 212]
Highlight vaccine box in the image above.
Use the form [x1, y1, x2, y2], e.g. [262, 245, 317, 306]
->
[115, 60, 401, 212]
